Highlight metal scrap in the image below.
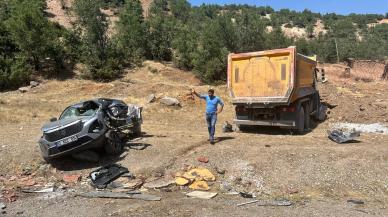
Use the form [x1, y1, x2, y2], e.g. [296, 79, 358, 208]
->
[328, 128, 361, 144]
[77, 191, 161, 201]
[237, 199, 292, 207]
[89, 164, 130, 189]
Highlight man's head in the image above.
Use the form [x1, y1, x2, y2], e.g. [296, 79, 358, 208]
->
[208, 89, 215, 97]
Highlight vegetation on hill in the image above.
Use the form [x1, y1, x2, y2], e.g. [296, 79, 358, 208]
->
[1, 0, 387, 89]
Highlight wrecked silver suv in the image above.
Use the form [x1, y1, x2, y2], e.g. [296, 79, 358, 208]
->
[38, 98, 142, 161]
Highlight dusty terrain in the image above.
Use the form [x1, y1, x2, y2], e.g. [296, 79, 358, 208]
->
[0, 61, 387, 216]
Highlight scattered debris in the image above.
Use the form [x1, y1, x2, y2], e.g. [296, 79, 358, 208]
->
[89, 164, 129, 189]
[237, 199, 292, 207]
[122, 178, 144, 189]
[239, 192, 254, 198]
[347, 199, 365, 205]
[197, 156, 209, 163]
[1, 190, 17, 202]
[147, 94, 156, 103]
[222, 121, 233, 132]
[78, 191, 161, 201]
[182, 168, 215, 182]
[189, 180, 209, 191]
[334, 123, 388, 134]
[71, 150, 99, 163]
[328, 129, 361, 144]
[19, 179, 36, 187]
[175, 177, 190, 186]
[63, 174, 82, 183]
[22, 187, 55, 193]
[186, 191, 217, 199]
[30, 81, 39, 88]
[264, 145, 271, 148]
[160, 97, 180, 106]
[143, 178, 175, 189]
[18, 87, 29, 93]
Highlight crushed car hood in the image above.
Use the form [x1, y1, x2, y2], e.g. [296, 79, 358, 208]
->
[42, 116, 92, 132]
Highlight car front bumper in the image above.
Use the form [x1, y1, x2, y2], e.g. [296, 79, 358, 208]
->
[39, 134, 105, 160]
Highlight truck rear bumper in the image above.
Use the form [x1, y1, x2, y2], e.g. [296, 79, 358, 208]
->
[233, 119, 296, 127]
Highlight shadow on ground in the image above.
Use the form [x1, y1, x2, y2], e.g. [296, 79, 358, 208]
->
[49, 142, 152, 171]
[237, 120, 323, 135]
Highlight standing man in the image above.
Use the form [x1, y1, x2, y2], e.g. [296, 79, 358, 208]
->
[192, 88, 224, 144]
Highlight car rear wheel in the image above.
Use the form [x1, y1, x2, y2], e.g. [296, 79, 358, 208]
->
[105, 130, 123, 155]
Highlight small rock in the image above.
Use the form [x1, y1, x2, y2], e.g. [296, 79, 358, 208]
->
[18, 87, 29, 93]
[215, 167, 226, 175]
[30, 81, 39, 88]
[197, 156, 209, 163]
[63, 174, 82, 183]
[0, 202, 6, 209]
[71, 150, 99, 163]
[265, 145, 271, 148]
[147, 94, 156, 103]
[286, 188, 299, 194]
[160, 97, 180, 106]
[16, 211, 24, 215]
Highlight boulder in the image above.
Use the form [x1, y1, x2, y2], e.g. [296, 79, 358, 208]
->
[160, 97, 180, 106]
[18, 87, 29, 93]
[30, 81, 39, 88]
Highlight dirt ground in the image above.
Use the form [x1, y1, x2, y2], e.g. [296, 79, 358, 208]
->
[0, 61, 387, 216]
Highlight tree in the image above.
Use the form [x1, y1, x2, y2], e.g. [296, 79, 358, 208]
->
[73, 0, 121, 80]
[6, 0, 65, 71]
[146, 0, 175, 61]
[115, 0, 147, 65]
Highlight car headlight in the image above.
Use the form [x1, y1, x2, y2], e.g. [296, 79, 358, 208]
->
[110, 106, 119, 117]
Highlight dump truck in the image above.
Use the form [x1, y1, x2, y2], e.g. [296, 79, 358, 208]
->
[227, 46, 323, 133]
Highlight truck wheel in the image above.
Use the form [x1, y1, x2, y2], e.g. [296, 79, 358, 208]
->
[296, 107, 305, 134]
[105, 130, 123, 155]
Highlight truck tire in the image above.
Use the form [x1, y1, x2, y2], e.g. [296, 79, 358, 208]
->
[105, 130, 123, 155]
[296, 106, 305, 134]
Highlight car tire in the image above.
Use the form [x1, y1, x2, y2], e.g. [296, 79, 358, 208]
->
[105, 130, 123, 155]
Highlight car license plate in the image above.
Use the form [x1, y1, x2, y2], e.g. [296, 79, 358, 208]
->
[57, 135, 78, 146]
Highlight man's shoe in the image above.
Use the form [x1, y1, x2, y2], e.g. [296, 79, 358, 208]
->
[210, 140, 215, 145]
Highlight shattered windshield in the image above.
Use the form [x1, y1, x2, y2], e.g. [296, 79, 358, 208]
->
[60, 106, 98, 120]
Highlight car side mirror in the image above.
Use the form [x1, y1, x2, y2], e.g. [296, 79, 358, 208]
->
[50, 117, 58, 122]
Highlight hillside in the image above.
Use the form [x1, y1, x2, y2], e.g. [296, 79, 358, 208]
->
[1, 60, 388, 216]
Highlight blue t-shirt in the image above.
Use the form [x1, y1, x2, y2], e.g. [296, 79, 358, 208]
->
[200, 95, 224, 114]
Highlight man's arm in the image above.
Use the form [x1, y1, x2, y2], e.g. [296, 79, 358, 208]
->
[217, 98, 224, 114]
[191, 89, 205, 99]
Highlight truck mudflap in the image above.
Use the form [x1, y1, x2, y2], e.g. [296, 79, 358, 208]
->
[234, 119, 296, 127]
